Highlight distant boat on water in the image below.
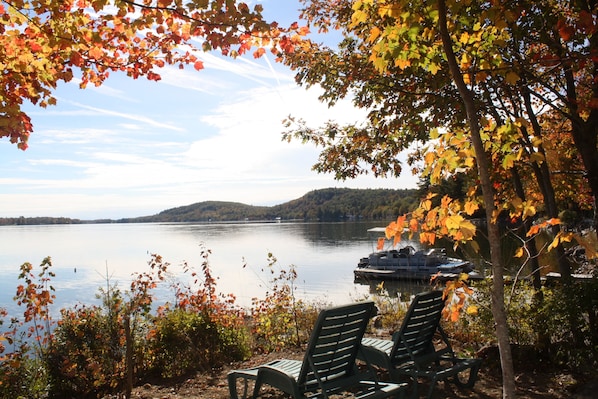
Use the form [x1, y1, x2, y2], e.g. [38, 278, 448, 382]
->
[353, 228, 483, 282]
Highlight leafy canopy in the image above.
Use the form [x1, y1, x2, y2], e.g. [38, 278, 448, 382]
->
[282, 0, 597, 248]
[0, 0, 301, 149]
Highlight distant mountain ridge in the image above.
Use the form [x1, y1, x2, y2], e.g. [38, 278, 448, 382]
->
[122, 188, 418, 223]
[0, 188, 419, 225]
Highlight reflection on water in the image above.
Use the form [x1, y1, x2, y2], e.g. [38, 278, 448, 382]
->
[0, 221, 458, 324]
[0, 222, 397, 317]
[353, 277, 435, 302]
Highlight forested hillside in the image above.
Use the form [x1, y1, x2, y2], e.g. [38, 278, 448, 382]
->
[0, 188, 419, 225]
[121, 188, 419, 223]
[271, 188, 417, 221]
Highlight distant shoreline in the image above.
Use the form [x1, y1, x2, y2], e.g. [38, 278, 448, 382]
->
[1, 188, 419, 226]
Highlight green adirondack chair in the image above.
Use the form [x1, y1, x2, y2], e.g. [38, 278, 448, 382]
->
[360, 290, 482, 399]
[228, 301, 407, 399]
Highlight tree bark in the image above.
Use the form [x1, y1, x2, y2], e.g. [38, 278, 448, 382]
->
[521, 87, 572, 281]
[437, 1, 516, 398]
[125, 313, 133, 399]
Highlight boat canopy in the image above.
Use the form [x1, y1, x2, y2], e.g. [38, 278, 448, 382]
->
[367, 227, 387, 233]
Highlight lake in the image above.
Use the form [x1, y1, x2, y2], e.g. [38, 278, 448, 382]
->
[0, 221, 431, 319]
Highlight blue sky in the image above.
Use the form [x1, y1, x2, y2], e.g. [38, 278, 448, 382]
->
[0, 1, 418, 220]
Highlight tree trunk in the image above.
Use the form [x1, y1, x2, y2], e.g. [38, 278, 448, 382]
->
[125, 313, 133, 399]
[561, 38, 598, 233]
[522, 88, 572, 281]
[437, 1, 516, 398]
[571, 121, 598, 233]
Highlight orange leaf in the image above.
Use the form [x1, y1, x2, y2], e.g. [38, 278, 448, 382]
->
[253, 47, 266, 58]
[420, 232, 436, 245]
[526, 224, 541, 237]
[409, 218, 418, 232]
[194, 60, 204, 71]
[450, 306, 459, 322]
[88, 46, 103, 59]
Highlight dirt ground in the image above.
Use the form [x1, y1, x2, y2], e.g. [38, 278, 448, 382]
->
[127, 345, 598, 399]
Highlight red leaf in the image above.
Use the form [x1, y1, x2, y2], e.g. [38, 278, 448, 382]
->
[557, 20, 574, 41]
[193, 60, 204, 70]
[70, 51, 84, 67]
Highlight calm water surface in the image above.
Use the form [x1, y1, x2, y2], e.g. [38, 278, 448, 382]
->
[0, 222, 427, 317]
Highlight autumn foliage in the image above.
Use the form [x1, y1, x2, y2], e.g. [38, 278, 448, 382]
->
[0, 250, 321, 398]
[0, 0, 303, 149]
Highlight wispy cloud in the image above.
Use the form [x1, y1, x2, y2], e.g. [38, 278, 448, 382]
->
[67, 101, 186, 131]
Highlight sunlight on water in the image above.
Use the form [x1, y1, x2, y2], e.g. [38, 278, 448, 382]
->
[0, 222, 431, 320]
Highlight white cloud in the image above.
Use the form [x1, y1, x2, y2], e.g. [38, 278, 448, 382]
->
[1, 2, 419, 219]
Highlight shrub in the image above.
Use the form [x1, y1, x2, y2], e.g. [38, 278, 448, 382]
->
[250, 254, 320, 352]
[45, 299, 125, 398]
[534, 279, 598, 371]
[148, 308, 251, 378]
[0, 311, 47, 399]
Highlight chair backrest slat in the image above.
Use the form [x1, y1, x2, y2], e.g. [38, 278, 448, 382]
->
[298, 301, 375, 388]
[391, 290, 445, 363]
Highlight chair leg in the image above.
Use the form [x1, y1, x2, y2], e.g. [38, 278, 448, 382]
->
[452, 360, 482, 389]
[404, 376, 419, 399]
[228, 374, 240, 399]
[228, 372, 255, 399]
[424, 377, 438, 399]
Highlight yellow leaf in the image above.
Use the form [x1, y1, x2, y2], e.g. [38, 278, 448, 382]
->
[460, 52, 471, 69]
[352, 0, 363, 10]
[522, 204, 536, 219]
[514, 247, 524, 258]
[421, 198, 433, 211]
[459, 32, 470, 44]
[466, 305, 478, 315]
[351, 10, 368, 26]
[428, 62, 441, 75]
[424, 151, 436, 165]
[464, 201, 478, 216]
[445, 215, 464, 230]
[456, 218, 476, 240]
[548, 235, 561, 251]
